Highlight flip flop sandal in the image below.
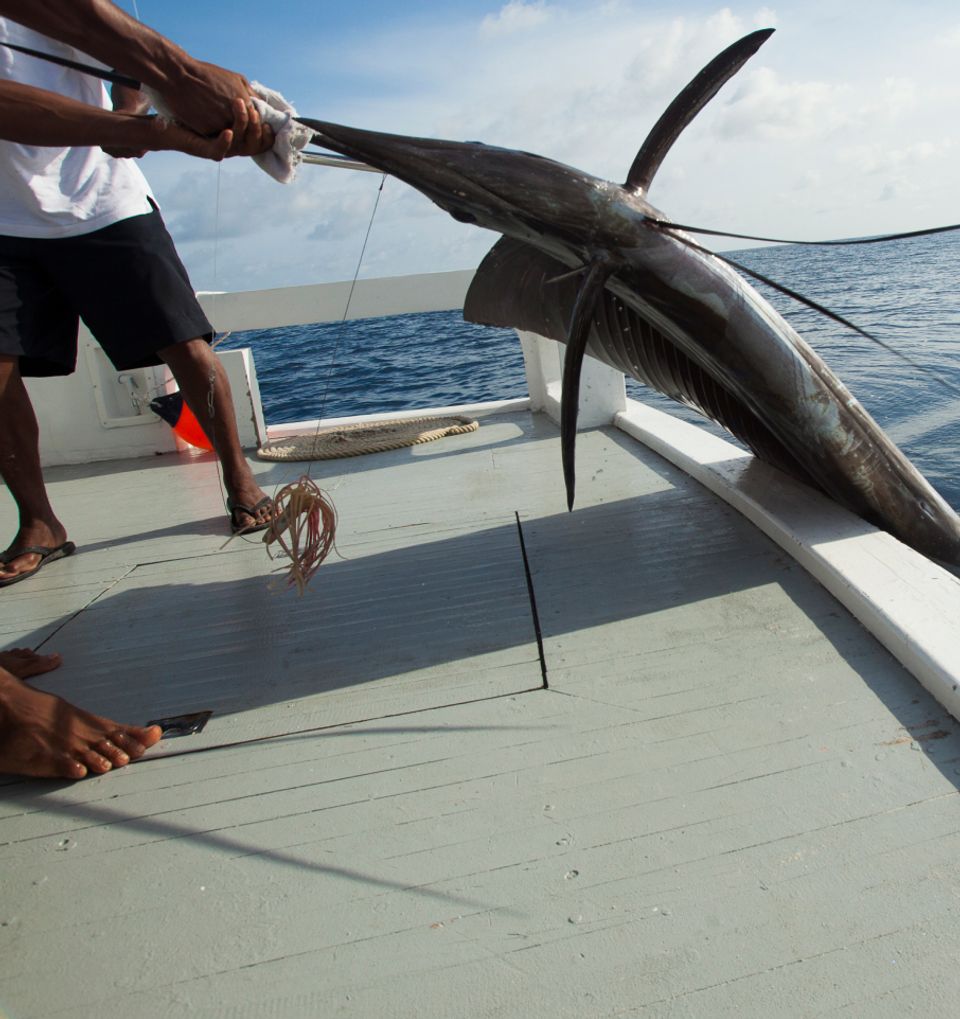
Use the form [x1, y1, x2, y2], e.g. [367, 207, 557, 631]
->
[227, 496, 276, 535]
[0, 541, 77, 588]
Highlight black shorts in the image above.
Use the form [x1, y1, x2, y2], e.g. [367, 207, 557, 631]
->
[0, 204, 213, 377]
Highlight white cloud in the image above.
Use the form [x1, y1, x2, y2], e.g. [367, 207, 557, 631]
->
[715, 67, 850, 140]
[480, 0, 552, 37]
[936, 24, 960, 47]
[876, 77, 919, 117]
[792, 169, 822, 192]
[837, 139, 954, 176]
[754, 7, 778, 27]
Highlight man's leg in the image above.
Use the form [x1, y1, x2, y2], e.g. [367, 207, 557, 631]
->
[158, 338, 273, 531]
[0, 354, 69, 582]
[0, 663, 162, 780]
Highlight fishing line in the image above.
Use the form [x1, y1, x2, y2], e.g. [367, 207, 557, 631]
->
[661, 227, 960, 399]
[260, 171, 388, 592]
[205, 161, 240, 536]
[312, 173, 388, 432]
[0, 40, 140, 88]
[649, 217, 960, 249]
[262, 170, 387, 490]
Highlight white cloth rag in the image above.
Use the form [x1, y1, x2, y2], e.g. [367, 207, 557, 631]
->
[248, 81, 313, 183]
[143, 81, 312, 184]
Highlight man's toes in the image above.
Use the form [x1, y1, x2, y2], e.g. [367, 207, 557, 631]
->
[57, 756, 89, 781]
[110, 731, 144, 758]
[138, 725, 163, 749]
[1, 553, 38, 578]
[78, 748, 114, 775]
[134, 725, 163, 749]
[111, 725, 161, 759]
[232, 509, 254, 531]
[0, 648, 62, 679]
[34, 651, 62, 673]
[95, 739, 130, 767]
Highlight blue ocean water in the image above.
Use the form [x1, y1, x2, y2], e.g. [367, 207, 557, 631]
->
[222, 231, 960, 509]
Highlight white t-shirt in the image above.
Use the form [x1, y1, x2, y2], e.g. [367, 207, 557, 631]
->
[0, 19, 154, 239]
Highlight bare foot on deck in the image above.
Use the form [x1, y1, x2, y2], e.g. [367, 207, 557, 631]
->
[0, 647, 63, 679]
[0, 668, 162, 780]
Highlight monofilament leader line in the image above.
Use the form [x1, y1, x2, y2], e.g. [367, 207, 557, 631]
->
[310, 173, 388, 443]
[649, 218, 960, 249]
[262, 172, 389, 593]
[207, 161, 240, 537]
[655, 221, 960, 400]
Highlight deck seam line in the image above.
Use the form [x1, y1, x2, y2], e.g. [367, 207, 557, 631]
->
[33, 563, 139, 652]
[129, 684, 548, 764]
[514, 511, 549, 689]
[128, 546, 262, 572]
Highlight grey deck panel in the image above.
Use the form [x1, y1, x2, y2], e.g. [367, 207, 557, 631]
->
[2, 412, 960, 1018]
[19, 522, 543, 752]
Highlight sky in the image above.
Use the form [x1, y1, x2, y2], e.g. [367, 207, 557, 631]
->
[114, 0, 960, 294]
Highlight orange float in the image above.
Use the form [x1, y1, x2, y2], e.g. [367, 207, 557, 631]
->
[149, 392, 214, 451]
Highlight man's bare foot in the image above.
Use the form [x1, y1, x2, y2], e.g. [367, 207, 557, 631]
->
[1, 520, 69, 584]
[0, 669, 162, 780]
[0, 647, 63, 679]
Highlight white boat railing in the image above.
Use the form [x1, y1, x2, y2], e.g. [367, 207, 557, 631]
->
[26, 269, 630, 465]
[197, 269, 477, 331]
[197, 272, 628, 436]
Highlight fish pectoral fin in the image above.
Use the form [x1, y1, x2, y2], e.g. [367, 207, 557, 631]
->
[464, 237, 578, 339]
[561, 259, 614, 511]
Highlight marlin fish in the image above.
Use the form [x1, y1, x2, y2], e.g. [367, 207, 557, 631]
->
[301, 29, 960, 565]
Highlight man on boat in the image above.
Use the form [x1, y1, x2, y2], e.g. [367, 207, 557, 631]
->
[0, 0, 276, 779]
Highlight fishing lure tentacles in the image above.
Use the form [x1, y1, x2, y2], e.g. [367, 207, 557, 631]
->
[264, 477, 338, 595]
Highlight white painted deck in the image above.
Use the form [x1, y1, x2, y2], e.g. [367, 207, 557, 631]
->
[3, 410, 960, 1018]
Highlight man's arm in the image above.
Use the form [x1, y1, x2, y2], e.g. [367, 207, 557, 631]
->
[0, 0, 253, 136]
[0, 78, 268, 160]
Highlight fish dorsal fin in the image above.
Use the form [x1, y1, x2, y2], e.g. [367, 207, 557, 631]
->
[624, 27, 774, 193]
